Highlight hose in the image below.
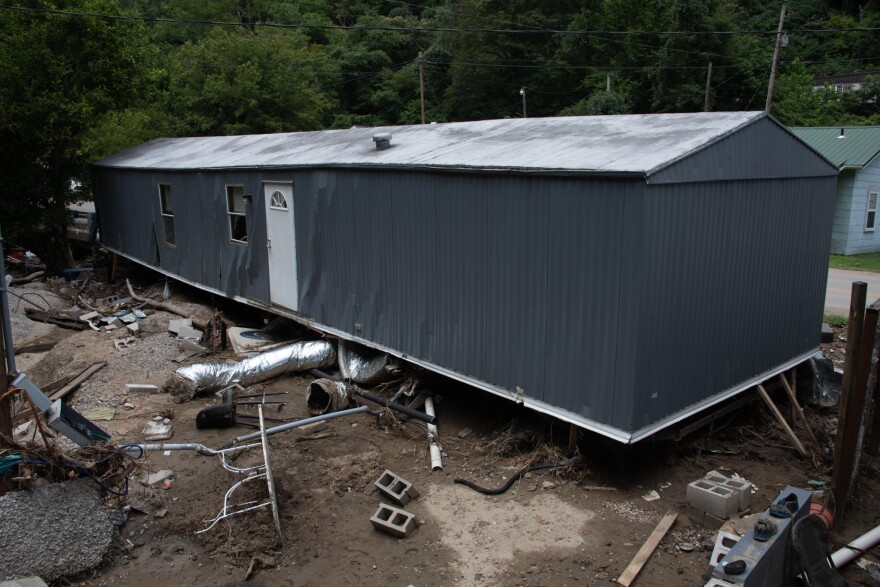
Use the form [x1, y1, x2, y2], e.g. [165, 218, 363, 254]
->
[453, 457, 578, 496]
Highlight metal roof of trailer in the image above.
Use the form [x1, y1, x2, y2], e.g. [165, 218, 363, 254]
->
[789, 126, 880, 169]
[94, 111, 767, 175]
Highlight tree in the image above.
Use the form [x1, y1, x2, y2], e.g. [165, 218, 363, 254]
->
[559, 91, 631, 116]
[0, 0, 156, 270]
[164, 27, 336, 135]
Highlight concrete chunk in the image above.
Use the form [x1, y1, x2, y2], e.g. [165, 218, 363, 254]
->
[168, 318, 192, 335]
[79, 311, 100, 321]
[126, 322, 140, 334]
[125, 384, 159, 394]
[177, 325, 203, 341]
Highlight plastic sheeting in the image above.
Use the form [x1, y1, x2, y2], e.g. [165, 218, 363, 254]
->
[803, 350, 842, 408]
[338, 340, 391, 384]
[176, 340, 337, 395]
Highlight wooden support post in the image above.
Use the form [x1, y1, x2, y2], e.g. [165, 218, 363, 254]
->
[777, 373, 819, 446]
[568, 422, 579, 454]
[110, 252, 118, 281]
[834, 294, 879, 515]
[757, 384, 807, 457]
[617, 510, 678, 586]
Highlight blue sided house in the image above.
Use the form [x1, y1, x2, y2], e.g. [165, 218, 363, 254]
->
[791, 126, 880, 255]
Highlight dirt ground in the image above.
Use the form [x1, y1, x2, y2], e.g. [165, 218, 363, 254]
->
[6, 273, 880, 587]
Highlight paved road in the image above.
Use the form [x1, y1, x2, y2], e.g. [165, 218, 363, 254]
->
[826, 268, 880, 314]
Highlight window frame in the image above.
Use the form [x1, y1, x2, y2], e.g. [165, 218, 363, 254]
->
[158, 183, 176, 247]
[226, 184, 248, 244]
[867, 190, 879, 232]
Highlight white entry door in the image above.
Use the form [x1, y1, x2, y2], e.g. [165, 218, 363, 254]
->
[264, 182, 298, 310]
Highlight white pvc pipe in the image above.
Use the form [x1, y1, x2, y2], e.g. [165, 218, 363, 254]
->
[424, 397, 443, 471]
[831, 523, 880, 568]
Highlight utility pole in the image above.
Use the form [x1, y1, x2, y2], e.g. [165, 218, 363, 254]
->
[418, 52, 426, 125]
[606, 74, 611, 93]
[704, 62, 713, 112]
[765, 1, 787, 113]
[520, 87, 527, 118]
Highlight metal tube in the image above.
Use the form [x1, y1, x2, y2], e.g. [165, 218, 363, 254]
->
[233, 405, 371, 444]
[355, 388, 436, 424]
[425, 396, 443, 471]
[0, 225, 17, 373]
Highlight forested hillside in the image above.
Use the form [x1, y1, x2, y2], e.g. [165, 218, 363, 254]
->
[1, 0, 879, 261]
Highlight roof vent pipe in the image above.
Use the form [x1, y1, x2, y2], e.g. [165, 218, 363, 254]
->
[838, 128, 846, 139]
[373, 132, 392, 150]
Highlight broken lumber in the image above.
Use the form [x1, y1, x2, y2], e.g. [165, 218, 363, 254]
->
[777, 373, 819, 446]
[23, 308, 87, 330]
[13, 341, 57, 355]
[49, 362, 106, 401]
[125, 279, 207, 329]
[757, 384, 807, 457]
[616, 510, 678, 586]
[10, 271, 45, 285]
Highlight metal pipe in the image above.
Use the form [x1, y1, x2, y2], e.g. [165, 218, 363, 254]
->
[425, 396, 443, 471]
[310, 369, 435, 424]
[0, 225, 17, 373]
[355, 388, 436, 424]
[232, 405, 371, 444]
[831, 522, 880, 568]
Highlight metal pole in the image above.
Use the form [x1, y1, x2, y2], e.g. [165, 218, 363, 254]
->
[765, 1, 787, 113]
[233, 405, 370, 444]
[520, 87, 527, 118]
[0, 225, 16, 374]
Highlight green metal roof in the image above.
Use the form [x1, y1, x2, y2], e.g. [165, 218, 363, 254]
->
[790, 126, 880, 169]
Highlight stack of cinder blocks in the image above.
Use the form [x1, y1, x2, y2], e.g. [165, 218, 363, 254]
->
[370, 469, 420, 538]
[687, 470, 752, 529]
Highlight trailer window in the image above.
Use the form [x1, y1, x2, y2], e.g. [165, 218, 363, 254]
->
[867, 191, 878, 232]
[159, 184, 175, 246]
[226, 185, 248, 243]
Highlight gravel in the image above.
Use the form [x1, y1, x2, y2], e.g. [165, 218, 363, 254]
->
[6, 282, 65, 346]
[0, 479, 116, 581]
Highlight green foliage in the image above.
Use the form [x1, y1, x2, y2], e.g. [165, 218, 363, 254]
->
[4, 0, 880, 264]
[0, 0, 156, 249]
[164, 28, 335, 135]
[829, 252, 880, 273]
[823, 313, 847, 327]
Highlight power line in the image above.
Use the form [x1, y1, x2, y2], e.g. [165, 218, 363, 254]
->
[2, 4, 879, 37]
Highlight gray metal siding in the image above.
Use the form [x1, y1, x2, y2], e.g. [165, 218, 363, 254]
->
[649, 117, 838, 184]
[91, 167, 271, 304]
[292, 170, 640, 426]
[631, 177, 834, 430]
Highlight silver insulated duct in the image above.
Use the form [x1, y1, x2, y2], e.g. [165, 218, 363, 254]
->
[338, 340, 391, 384]
[176, 340, 337, 395]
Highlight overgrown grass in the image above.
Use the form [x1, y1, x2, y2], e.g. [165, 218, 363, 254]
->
[830, 253, 880, 273]
[824, 314, 848, 328]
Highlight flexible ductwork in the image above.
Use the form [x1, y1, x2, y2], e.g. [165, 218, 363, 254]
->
[338, 340, 391, 384]
[176, 340, 336, 396]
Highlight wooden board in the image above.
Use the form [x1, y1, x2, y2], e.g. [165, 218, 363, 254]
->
[617, 510, 678, 586]
[48, 362, 106, 401]
[777, 373, 819, 446]
[757, 384, 807, 457]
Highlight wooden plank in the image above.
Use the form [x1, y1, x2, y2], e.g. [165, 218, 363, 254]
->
[568, 422, 580, 453]
[14, 342, 57, 355]
[616, 510, 678, 586]
[48, 362, 106, 401]
[777, 373, 819, 446]
[757, 384, 807, 457]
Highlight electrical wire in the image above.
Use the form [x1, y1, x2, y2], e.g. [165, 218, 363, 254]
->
[2, 4, 879, 37]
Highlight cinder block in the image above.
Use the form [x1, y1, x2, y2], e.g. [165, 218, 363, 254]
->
[79, 311, 100, 321]
[178, 325, 203, 341]
[704, 470, 729, 485]
[126, 322, 140, 334]
[721, 478, 752, 511]
[708, 531, 741, 571]
[370, 503, 418, 538]
[126, 384, 159, 394]
[688, 480, 738, 519]
[704, 579, 737, 587]
[375, 470, 419, 506]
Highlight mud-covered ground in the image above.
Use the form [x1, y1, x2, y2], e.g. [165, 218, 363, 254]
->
[5, 276, 880, 587]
